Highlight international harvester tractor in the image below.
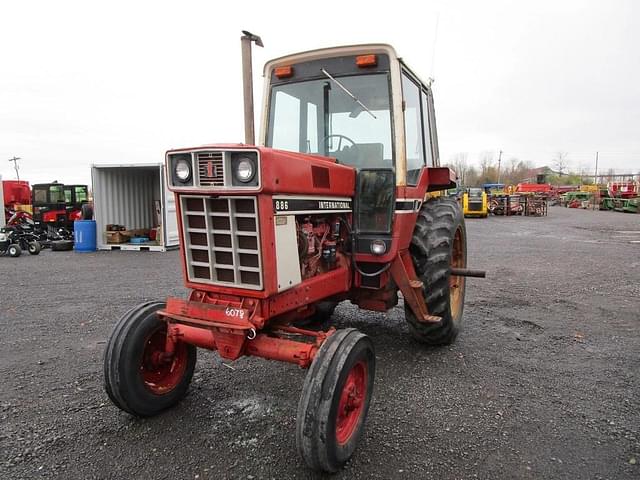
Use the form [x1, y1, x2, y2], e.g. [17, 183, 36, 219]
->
[104, 34, 484, 472]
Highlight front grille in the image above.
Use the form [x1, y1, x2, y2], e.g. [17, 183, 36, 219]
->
[196, 152, 224, 186]
[181, 195, 262, 289]
[469, 201, 483, 211]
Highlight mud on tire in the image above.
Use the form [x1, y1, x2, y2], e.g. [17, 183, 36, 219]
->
[405, 197, 467, 345]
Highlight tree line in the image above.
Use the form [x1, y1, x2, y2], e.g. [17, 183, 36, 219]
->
[444, 151, 608, 187]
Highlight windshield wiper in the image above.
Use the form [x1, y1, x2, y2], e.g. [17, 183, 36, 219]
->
[320, 68, 377, 119]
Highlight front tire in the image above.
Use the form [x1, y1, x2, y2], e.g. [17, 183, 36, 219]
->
[103, 302, 196, 417]
[405, 197, 467, 345]
[296, 329, 375, 472]
[8, 244, 21, 257]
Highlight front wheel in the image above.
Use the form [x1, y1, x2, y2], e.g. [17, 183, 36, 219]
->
[103, 302, 196, 417]
[8, 244, 21, 257]
[296, 329, 375, 472]
[405, 197, 467, 345]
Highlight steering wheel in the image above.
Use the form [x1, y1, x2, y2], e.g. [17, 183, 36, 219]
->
[322, 134, 358, 154]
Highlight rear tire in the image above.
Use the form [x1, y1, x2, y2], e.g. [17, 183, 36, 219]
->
[103, 302, 196, 417]
[8, 244, 21, 257]
[28, 241, 41, 255]
[405, 197, 467, 345]
[296, 328, 375, 472]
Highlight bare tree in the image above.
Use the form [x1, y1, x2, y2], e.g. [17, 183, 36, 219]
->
[553, 151, 569, 176]
[448, 152, 469, 185]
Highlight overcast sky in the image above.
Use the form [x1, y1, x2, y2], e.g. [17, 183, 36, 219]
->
[1, 0, 639, 185]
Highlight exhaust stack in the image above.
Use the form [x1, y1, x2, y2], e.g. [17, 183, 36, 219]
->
[241, 30, 264, 145]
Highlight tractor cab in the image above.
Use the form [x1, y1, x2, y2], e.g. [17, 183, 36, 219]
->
[32, 182, 67, 226]
[262, 45, 454, 257]
[63, 184, 90, 221]
[32, 182, 89, 228]
[64, 184, 88, 209]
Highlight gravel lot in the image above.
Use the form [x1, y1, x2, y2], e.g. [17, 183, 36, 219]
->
[1, 207, 638, 479]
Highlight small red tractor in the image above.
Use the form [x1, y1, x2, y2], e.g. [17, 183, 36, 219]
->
[104, 35, 484, 472]
[32, 182, 91, 229]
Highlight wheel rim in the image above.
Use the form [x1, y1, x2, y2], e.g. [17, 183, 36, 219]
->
[140, 326, 188, 395]
[335, 360, 368, 445]
[449, 226, 466, 320]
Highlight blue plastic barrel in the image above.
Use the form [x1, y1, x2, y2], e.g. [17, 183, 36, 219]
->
[74, 220, 97, 252]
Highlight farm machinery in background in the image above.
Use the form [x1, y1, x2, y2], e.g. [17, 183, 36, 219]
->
[482, 182, 548, 217]
[31, 182, 92, 229]
[104, 37, 486, 473]
[558, 181, 639, 213]
[462, 187, 488, 217]
[2, 180, 93, 250]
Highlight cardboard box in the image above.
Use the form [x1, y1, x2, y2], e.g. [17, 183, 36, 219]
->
[106, 230, 131, 244]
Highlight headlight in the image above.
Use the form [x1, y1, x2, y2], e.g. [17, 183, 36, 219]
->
[370, 239, 387, 255]
[0, 233, 7, 242]
[234, 157, 256, 183]
[175, 159, 192, 182]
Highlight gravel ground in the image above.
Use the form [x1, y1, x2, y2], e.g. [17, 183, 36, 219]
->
[1, 206, 638, 479]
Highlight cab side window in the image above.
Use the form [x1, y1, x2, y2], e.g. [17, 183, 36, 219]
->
[421, 91, 435, 167]
[402, 73, 425, 185]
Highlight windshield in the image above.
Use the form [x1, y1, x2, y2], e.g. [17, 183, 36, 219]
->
[267, 74, 393, 168]
[50, 185, 65, 203]
[469, 188, 483, 198]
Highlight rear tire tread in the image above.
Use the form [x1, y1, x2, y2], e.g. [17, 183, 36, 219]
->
[405, 197, 466, 346]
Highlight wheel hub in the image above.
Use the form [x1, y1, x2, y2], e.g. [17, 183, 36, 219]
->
[335, 361, 368, 445]
[140, 327, 188, 394]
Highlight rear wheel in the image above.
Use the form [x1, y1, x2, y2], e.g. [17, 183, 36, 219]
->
[405, 197, 467, 345]
[28, 241, 41, 255]
[296, 328, 375, 472]
[8, 244, 21, 257]
[103, 302, 196, 417]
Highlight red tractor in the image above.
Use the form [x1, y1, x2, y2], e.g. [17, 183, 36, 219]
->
[32, 182, 91, 229]
[104, 38, 483, 472]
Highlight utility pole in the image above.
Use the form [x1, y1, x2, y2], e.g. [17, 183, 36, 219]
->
[496, 150, 503, 183]
[8, 156, 21, 180]
[594, 151, 599, 184]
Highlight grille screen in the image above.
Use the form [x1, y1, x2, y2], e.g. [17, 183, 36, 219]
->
[181, 195, 262, 289]
[196, 152, 224, 186]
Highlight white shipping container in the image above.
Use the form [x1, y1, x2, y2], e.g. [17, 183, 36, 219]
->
[91, 164, 179, 251]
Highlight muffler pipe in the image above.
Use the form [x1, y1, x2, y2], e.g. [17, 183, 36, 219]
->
[241, 30, 263, 145]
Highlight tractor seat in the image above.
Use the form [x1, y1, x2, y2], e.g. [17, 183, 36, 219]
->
[339, 142, 384, 168]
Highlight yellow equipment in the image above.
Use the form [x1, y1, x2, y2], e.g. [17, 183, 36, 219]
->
[463, 187, 488, 217]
